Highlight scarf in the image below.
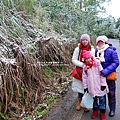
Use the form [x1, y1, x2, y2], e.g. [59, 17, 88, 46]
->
[85, 58, 95, 69]
[79, 43, 90, 62]
[96, 44, 109, 62]
[84, 58, 101, 72]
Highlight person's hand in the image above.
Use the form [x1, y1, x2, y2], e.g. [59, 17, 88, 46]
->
[84, 88, 88, 93]
[101, 86, 106, 91]
[100, 72, 104, 77]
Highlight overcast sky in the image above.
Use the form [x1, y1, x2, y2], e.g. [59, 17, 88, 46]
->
[104, 0, 120, 20]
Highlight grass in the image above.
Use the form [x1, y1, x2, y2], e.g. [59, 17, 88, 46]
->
[22, 95, 57, 120]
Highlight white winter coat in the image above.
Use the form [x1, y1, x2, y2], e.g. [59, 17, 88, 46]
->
[71, 46, 95, 93]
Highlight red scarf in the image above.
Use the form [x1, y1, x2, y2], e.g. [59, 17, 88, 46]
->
[79, 43, 90, 61]
[85, 59, 95, 69]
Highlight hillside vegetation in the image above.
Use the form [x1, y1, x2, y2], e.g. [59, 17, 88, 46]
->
[0, 0, 120, 119]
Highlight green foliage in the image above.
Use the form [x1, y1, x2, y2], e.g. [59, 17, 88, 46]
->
[20, 86, 28, 92]
[9, 90, 14, 95]
[29, 45, 35, 54]
[19, 0, 36, 15]
[22, 95, 56, 119]
[42, 66, 56, 80]
[93, 16, 117, 37]
[37, 0, 112, 39]
[1, 0, 117, 41]
[43, 66, 54, 74]
[1, 0, 35, 15]
[45, 95, 55, 105]
[32, 95, 55, 118]
[0, 112, 9, 120]
[58, 64, 65, 71]
[23, 117, 31, 120]
[18, 93, 22, 100]
[115, 18, 120, 37]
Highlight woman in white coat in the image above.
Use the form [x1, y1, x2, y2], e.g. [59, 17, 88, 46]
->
[72, 34, 95, 111]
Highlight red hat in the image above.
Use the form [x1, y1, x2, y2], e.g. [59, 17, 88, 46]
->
[82, 50, 93, 60]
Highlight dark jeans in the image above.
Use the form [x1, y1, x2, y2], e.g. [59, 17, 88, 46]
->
[93, 95, 106, 112]
[78, 93, 83, 98]
[107, 80, 116, 112]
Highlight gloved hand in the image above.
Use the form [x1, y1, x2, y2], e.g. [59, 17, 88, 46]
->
[100, 72, 104, 77]
[101, 86, 106, 91]
[84, 88, 88, 93]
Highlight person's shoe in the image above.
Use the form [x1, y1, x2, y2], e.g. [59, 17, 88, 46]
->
[109, 110, 115, 117]
[76, 98, 82, 111]
[91, 110, 98, 119]
[100, 112, 106, 120]
[84, 108, 89, 112]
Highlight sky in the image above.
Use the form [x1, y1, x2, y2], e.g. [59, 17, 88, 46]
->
[103, 0, 120, 20]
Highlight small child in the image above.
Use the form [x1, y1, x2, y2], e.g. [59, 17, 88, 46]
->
[82, 50, 109, 120]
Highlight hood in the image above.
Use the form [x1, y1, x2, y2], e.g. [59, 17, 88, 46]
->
[108, 43, 116, 51]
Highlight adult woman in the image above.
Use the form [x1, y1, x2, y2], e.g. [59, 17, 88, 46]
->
[72, 34, 95, 111]
[95, 35, 119, 117]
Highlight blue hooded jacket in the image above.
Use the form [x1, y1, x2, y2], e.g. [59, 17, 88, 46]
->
[95, 44, 119, 76]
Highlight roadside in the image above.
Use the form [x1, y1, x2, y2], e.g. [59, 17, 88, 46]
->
[43, 85, 84, 120]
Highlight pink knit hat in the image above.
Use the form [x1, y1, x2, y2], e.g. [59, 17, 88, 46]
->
[80, 34, 90, 42]
[96, 35, 108, 44]
[82, 50, 93, 60]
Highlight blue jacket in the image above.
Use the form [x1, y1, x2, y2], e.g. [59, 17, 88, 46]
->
[95, 44, 119, 76]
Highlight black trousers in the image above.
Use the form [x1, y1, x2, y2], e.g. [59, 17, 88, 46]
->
[107, 80, 116, 112]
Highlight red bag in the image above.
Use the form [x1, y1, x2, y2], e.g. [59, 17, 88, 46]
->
[71, 66, 83, 80]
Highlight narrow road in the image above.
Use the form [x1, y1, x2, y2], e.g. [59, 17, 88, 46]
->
[44, 39, 120, 120]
